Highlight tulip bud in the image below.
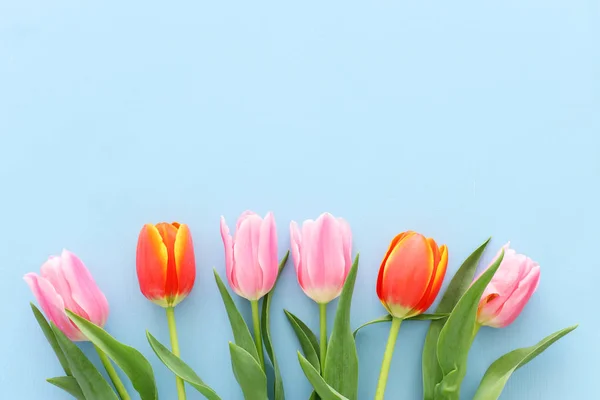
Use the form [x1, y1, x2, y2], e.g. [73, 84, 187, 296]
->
[136, 222, 196, 307]
[376, 231, 448, 319]
[290, 212, 352, 304]
[477, 243, 540, 328]
[24, 250, 109, 341]
[220, 211, 278, 301]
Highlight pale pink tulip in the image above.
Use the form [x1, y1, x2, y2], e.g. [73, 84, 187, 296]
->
[477, 243, 541, 328]
[290, 213, 352, 304]
[24, 250, 109, 341]
[220, 211, 278, 300]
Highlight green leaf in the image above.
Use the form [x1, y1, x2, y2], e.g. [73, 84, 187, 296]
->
[284, 310, 321, 372]
[30, 303, 72, 376]
[67, 311, 157, 400]
[261, 251, 289, 400]
[146, 332, 222, 400]
[422, 238, 490, 400]
[229, 342, 268, 400]
[473, 325, 577, 400]
[323, 254, 359, 400]
[46, 376, 85, 400]
[51, 323, 119, 400]
[434, 249, 505, 400]
[353, 313, 448, 338]
[298, 353, 349, 400]
[214, 269, 260, 363]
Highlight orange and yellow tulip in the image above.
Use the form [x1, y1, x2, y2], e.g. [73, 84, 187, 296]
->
[376, 231, 448, 319]
[136, 222, 196, 307]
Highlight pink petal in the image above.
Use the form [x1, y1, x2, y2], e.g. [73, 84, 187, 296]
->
[338, 217, 353, 279]
[305, 213, 346, 303]
[232, 214, 263, 300]
[220, 216, 236, 290]
[258, 212, 278, 296]
[289, 221, 302, 275]
[300, 219, 318, 291]
[24, 273, 86, 341]
[40, 256, 88, 318]
[236, 210, 258, 231]
[60, 250, 109, 327]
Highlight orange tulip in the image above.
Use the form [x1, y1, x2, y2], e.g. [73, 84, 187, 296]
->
[376, 231, 448, 319]
[136, 222, 196, 307]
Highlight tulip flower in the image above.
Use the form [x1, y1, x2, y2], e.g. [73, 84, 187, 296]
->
[290, 212, 353, 304]
[377, 231, 448, 319]
[24, 249, 109, 341]
[220, 210, 278, 369]
[477, 243, 540, 328]
[136, 222, 196, 400]
[290, 212, 352, 372]
[374, 231, 448, 400]
[136, 222, 196, 308]
[220, 211, 278, 301]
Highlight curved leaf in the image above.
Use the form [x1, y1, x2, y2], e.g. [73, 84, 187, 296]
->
[31, 303, 71, 375]
[435, 249, 504, 400]
[473, 325, 577, 400]
[47, 376, 85, 400]
[51, 323, 119, 400]
[323, 254, 359, 400]
[147, 332, 221, 400]
[284, 310, 320, 372]
[67, 311, 157, 400]
[261, 251, 289, 400]
[298, 353, 349, 400]
[229, 342, 268, 400]
[353, 313, 448, 338]
[214, 269, 260, 362]
[423, 238, 490, 400]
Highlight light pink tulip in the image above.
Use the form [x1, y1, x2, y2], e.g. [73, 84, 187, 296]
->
[24, 250, 109, 341]
[290, 213, 352, 304]
[477, 243, 541, 328]
[220, 211, 278, 301]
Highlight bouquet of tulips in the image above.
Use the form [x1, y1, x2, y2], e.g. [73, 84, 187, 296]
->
[25, 211, 576, 400]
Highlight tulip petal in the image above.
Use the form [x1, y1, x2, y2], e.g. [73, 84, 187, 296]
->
[236, 210, 258, 231]
[137, 224, 169, 302]
[339, 218, 353, 279]
[319, 213, 346, 295]
[381, 233, 434, 312]
[233, 214, 263, 300]
[155, 223, 179, 299]
[220, 217, 236, 291]
[41, 256, 88, 319]
[258, 212, 278, 296]
[60, 250, 109, 327]
[290, 221, 302, 276]
[300, 219, 318, 292]
[413, 244, 448, 314]
[24, 273, 86, 341]
[377, 232, 413, 303]
[174, 223, 196, 303]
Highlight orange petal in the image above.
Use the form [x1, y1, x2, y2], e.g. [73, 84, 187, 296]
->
[413, 244, 448, 314]
[136, 224, 168, 301]
[173, 223, 196, 304]
[155, 222, 179, 300]
[377, 231, 414, 302]
[380, 233, 434, 312]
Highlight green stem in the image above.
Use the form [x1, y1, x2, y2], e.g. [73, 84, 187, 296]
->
[166, 307, 186, 400]
[319, 303, 327, 373]
[94, 345, 131, 400]
[374, 317, 402, 400]
[251, 300, 265, 369]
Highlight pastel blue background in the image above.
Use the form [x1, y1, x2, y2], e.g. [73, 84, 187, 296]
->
[1, 1, 597, 399]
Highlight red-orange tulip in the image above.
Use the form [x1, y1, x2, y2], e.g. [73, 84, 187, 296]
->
[376, 231, 448, 319]
[136, 222, 196, 307]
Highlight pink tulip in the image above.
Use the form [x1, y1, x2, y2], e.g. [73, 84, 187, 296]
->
[24, 250, 109, 341]
[477, 243, 541, 328]
[290, 213, 352, 304]
[220, 211, 278, 301]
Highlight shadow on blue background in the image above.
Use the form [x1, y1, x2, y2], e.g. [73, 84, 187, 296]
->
[1, 1, 598, 399]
